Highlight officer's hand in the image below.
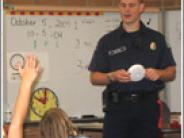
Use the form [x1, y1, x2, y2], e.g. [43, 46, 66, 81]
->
[145, 68, 161, 81]
[111, 69, 131, 83]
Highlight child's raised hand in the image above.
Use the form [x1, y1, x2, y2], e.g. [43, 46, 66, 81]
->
[17, 55, 40, 84]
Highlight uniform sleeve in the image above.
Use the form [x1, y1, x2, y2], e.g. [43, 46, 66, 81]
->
[88, 37, 110, 72]
[158, 35, 176, 69]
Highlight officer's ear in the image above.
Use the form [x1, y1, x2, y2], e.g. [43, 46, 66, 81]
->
[139, 3, 145, 14]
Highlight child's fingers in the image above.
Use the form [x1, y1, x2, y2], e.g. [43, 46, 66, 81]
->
[17, 64, 23, 76]
[30, 55, 37, 68]
[24, 55, 29, 67]
[26, 54, 36, 68]
[32, 55, 36, 68]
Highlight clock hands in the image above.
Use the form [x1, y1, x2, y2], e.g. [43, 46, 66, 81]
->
[33, 89, 48, 105]
[34, 96, 46, 104]
[44, 89, 48, 103]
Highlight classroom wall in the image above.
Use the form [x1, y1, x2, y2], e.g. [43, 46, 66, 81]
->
[164, 10, 181, 112]
[3, 10, 181, 118]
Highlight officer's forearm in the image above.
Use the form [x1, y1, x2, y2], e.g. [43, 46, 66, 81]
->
[158, 66, 176, 82]
[90, 72, 111, 85]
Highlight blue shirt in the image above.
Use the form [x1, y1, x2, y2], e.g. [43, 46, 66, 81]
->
[88, 22, 176, 93]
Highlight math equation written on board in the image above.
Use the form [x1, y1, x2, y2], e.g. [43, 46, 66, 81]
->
[9, 16, 121, 49]
[7, 15, 123, 75]
[8, 15, 121, 74]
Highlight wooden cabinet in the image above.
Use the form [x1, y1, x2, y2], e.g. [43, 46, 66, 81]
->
[4, 122, 181, 138]
[81, 131, 102, 138]
[81, 131, 181, 138]
[23, 125, 40, 138]
[145, 0, 161, 7]
[4, 0, 35, 5]
[35, 0, 61, 6]
[4, 0, 86, 6]
[61, 0, 86, 6]
[3, 0, 181, 10]
[162, 0, 181, 9]
[78, 127, 181, 138]
[23, 122, 40, 138]
[88, 0, 113, 7]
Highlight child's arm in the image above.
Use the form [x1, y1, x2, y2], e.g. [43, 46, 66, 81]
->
[8, 55, 40, 138]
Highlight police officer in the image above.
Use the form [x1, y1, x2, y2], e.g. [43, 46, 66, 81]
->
[88, 0, 176, 138]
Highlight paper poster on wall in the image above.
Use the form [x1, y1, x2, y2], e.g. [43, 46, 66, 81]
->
[7, 52, 49, 82]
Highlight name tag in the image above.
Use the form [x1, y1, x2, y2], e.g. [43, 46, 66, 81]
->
[108, 46, 127, 56]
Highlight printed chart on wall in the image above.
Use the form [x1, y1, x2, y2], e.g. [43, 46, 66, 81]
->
[7, 52, 49, 82]
[4, 10, 159, 117]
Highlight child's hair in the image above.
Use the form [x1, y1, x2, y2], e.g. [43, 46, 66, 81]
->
[40, 108, 77, 138]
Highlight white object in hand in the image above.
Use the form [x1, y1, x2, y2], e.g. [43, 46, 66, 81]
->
[128, 64, 145, 81]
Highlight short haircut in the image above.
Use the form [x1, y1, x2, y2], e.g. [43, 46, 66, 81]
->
[139, 0, 144, 3]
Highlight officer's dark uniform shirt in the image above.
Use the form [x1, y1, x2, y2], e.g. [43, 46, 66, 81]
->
[88, 21, 176, 93]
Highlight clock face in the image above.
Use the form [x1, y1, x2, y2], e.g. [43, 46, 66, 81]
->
[10, 53, 25, 71]
[30, 88, 59, 117]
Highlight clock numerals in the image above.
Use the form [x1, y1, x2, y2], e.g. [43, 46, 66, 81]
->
[30, 88, 59, 118]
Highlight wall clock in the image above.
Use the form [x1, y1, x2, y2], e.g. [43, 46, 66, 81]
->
[29, 87, 59, 121]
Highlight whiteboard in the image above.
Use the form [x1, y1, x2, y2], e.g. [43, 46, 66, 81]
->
[4, 11, 159, 117]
